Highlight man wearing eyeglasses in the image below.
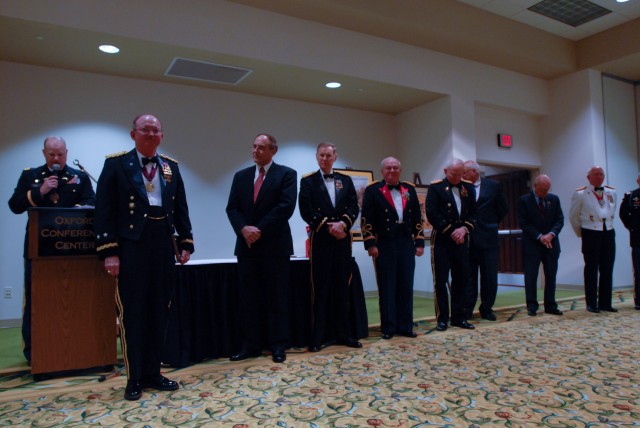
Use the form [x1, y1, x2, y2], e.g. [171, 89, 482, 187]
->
[94, 114, 194, 401]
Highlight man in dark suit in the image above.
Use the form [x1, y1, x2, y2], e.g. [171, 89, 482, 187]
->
[426, 158, 477, 331]
[94, 114, 194, 401]
[299, 142, 362, 351]
[226, 133, 297, 363]
[517, 174, 564, 316]
[619, 172, 640, 310]
[8, 136, 95, 362]
[361, 157, 425, 340]
[463, 160, 508, 321]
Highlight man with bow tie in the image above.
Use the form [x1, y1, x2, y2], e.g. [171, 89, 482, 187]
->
[8, 136, 95, 362]
[619, 172, 640, 310]
[361, 157, 425, 340]
[570, 166, 617, 313]
[517, 174, 564, 316]
[94, 114, 194, 400]
[299, 143, 362, 352]
[426, 158, 477, 332]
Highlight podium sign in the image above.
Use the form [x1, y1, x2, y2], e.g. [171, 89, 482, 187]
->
[28, 207, 96, 258]
[28, 208, 116, 376]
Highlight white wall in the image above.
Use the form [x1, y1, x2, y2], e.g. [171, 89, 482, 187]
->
[0, 61, 396, 321]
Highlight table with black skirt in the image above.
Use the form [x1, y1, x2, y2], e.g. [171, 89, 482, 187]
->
[163, 257, 369, 367]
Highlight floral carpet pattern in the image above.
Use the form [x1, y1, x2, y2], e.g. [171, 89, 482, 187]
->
[1, 294, 639, 427]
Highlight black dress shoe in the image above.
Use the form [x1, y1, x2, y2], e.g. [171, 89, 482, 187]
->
[600, 307, 618, 312]
[451, 320, 475, 330]
[272, 352, 286, 363]
[398, 331, 418, 338]
[308, 345, 321, 352]
[381, 333, 393, 340]
[230, 350, 261, 361]
[141, 375, 179, 391]
[635, 305, 640, 310]
[338, 338, 363, 348]
[124, 380, 142, 401]
[587, 306, 600, 313]
[481, 311, 497, 321]
[544, 308, 563, 316]
[435, 322, 447, 331]
[527, 309, 537, 316]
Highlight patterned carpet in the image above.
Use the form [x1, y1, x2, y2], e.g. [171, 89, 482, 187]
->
[1, 293, 639, 427]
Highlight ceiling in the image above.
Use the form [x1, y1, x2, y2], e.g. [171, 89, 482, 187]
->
[1, 0, 639, 115]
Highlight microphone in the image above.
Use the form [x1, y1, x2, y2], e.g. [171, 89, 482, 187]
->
[50, 164, 61, 197]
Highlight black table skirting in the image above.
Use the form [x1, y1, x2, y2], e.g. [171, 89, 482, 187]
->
[163, 258, 369, 367]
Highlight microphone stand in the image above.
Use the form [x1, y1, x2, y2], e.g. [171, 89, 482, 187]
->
[73, 159, 98, 184]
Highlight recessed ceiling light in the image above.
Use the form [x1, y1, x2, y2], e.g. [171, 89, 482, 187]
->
[616, 0, 629, 3]
[35, 35, 44, 41]
[325, 82, 341, 89]
[99, 44, 120, 54]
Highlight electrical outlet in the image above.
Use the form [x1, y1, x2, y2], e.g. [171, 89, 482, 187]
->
[3, 287, 11, 299]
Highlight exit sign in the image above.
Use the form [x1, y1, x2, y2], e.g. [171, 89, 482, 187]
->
[498, 133, 512, 148]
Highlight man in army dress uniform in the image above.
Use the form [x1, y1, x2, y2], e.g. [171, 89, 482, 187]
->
[299, 142, 362, 351]
[8, 136, 95, 362]
[94, 114, 194, 401]
[569, 166, 617, 313]
[426, 158, 477, 332]
[361, 157, 425, 340]
[619, 172, 640, 310]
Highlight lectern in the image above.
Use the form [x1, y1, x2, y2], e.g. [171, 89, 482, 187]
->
[28, 207, 116, 376]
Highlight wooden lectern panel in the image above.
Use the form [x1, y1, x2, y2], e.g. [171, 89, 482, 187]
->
[31, 258, 116, 374]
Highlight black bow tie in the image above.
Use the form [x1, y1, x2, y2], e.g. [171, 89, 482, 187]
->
[387, 183, 401, 191]
[323, 173, 334, 180]
[142, 156, 157, 166]
[594, 186, 604, 191]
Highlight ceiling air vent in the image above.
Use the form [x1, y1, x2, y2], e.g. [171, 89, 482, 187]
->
[165, 58, 252, 85]
[528, 0, 611, 27]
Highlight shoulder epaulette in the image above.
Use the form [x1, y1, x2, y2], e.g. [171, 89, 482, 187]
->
[301, 171, 316, 178]
[402, 181, 416, 187]
[159, 154, 179, 164]
[605, 185, 615, 189]
[23, 167, 31, 171]
[431, 179, 443, 184]
[575, 186, 587, 191]
[461, 179, 473, 184]
[105, 151, 128, 159]
[367, 180, 381, 187]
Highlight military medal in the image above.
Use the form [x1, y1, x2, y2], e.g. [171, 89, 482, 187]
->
[141, 162, 158, 193]
[593, 190, 605, 207]
[145, 182, 155, 192]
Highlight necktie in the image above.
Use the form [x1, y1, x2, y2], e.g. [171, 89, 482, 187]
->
[254, 167, 265, 203]
[388, 183, 401, 191]
[538, 199, 545, 217]
[142, 156, 157, 166]
[594, 186, 604, 191]
[323, 173, 334, 179]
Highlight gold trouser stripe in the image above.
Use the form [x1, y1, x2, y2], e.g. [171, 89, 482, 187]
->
[114, 278, 130, 380]
[430, 230, 441, 320]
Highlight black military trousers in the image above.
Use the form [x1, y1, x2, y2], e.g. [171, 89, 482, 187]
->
[633, 247, 640, 305]
[431, 231, 472, 324]
[116, 218, 175, 382]
[309, 230, 352, 346]
[374, 235, 415, 335]
[468, 245, 499, 318]
[581, 228, 615, 309]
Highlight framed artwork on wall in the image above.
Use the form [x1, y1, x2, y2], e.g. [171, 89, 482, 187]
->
[414, 184, 432, 239]
[335, 169, 374, 241]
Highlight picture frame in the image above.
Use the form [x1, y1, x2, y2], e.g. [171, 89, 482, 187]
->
[335, 168, 374, 241]
[414, 184, 432, 239]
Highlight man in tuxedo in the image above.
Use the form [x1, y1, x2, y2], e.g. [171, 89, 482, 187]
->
[226, 133, 297, 363]
[619, 173, 640, 310]
[95, 114, 194, 400]
[361, 157, 425, 340]
[569, 166, 617, 313]
[462, 160, 508, 321]
[426, 158, 477, 331]
[517, 174, 564, 316]
[8, 136, 95, 362]
[299, 142, 361, 351]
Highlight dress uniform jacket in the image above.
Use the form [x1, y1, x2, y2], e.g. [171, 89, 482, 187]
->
[8, 163, 95, 361]
[620, 188, 640, 247]
[569, 185, 616, 236]
[299, 170, 359, 346]
[94, 149, 194, 258]
[426, 178, 477, 324]
[361, 180, 424, 336]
